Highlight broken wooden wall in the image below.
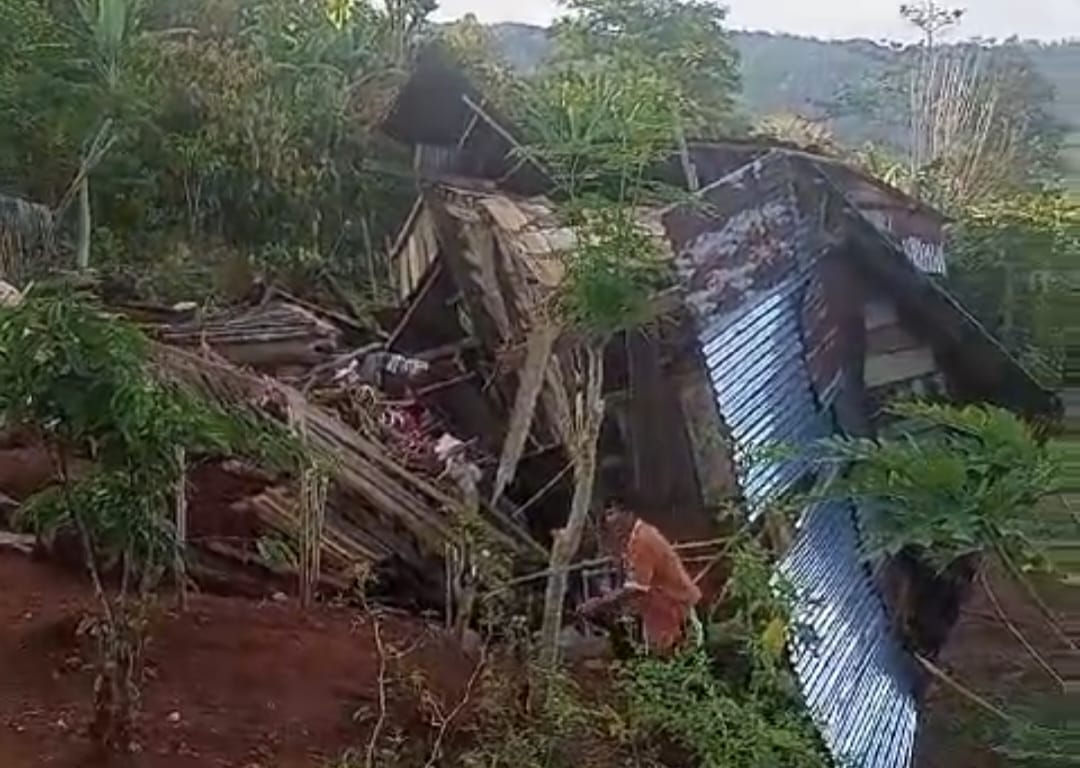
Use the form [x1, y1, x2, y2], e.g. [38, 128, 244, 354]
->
[622, 330, 711, 539]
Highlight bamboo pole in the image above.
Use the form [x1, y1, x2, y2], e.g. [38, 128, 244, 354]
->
[538, 344, 604, 673]
[174, 446, 188, 611]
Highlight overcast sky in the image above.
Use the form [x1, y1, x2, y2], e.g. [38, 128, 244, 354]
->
[432, 0, 1080, 42]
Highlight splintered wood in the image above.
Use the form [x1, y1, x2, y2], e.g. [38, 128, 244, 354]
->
[152, 344, 538, 603]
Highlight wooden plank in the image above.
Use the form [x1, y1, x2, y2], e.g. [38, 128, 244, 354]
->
[675, 372, 738, 505]
[865, 347, 938, 388]
[461, 224, 513, 339]
[866, 323, 922, 356]
[864, 299, 899, 332]
[479, 196, 531, 233]
[495, 289, 685, 369]
[0, 532, 34, 553]
[150, 344, 541, 572]
[492, 323, 558, 505]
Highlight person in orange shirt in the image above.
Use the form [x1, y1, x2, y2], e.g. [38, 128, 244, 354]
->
[577, 502, 703, 654]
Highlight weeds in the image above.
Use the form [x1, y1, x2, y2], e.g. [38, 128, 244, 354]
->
[338, 537, 829, 768]
[617, 539, 830, 768]
[0, 290, 298, 750]
[621, 649, 829, 768]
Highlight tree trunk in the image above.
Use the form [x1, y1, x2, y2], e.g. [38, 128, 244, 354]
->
[76, 176, 91, 271]
[538, 344, 605, 673]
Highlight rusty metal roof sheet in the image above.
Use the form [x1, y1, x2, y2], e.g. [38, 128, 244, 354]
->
[666, 151, 919, 768]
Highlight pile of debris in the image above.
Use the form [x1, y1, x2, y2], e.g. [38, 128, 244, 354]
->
[0, 286, 545, 614]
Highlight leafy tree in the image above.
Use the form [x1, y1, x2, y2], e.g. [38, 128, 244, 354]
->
[810, 401, 1058, 572]
[900, 0, 965, 49]
[549, 0, 742, 135]
[946, 192, 1078, 387]
[820, 7, 1066, 209]
[518, 62, 681, 201]
[0, 288, 296, 749]
[515, 59, 680, 673]
[0, 0, 430, 305]
[437, 13, 521, 109]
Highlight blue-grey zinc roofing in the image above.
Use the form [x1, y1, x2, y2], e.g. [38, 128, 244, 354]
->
[699, 270, 826, 510]
[781, 499, 918, 768]
[672, 153, 919, 768]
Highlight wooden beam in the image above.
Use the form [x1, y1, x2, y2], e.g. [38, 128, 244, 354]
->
[415, 338, 480, 362]
[494, 289, 686, 369]
[387, 261, 443, 348]
[865, 347, 937, 388]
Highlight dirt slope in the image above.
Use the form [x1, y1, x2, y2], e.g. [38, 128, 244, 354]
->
[0, 552, 472, 768]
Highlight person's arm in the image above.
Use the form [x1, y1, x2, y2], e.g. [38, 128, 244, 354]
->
[578, 529, 654, 619]
[576, 582, 647, 618]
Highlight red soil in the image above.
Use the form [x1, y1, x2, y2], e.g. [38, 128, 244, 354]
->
[0, 552, 475, 768]
[185, 462, 270, 546]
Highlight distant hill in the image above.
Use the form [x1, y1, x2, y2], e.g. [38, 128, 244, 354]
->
[488, 24, 1080, 189]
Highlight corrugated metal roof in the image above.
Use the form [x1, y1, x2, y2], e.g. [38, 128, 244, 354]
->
[781, 499, 919, 768]
[670, 150, 919, 768]
[699, 271, 826, 509]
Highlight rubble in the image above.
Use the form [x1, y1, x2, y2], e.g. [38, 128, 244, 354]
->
[150, 340, 544, 607]
[128, 298, 344, 376]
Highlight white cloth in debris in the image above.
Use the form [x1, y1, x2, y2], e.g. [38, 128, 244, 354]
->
[434, 433, 482, 494]
[384, 354, 428, 377]
[434, 433, 466, 461]
[333, 352, 428, 386]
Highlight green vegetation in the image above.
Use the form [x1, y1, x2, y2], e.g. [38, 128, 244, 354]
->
[807, 402, 1078, 763]
[1035, 433, 1080, 579]
[548, 0, 742, 135]
[947, 192, 1078, 388]
[361, 540, 830, 768]
[490, 26, 1080, 192]
[515, 26, 687, 672]
[0, 0, 427, 303]
[811, 401, 1059, 572]
[1, 0, 1076, 765]
[0, 288, 296, 749]
[621, 539, 828, 768]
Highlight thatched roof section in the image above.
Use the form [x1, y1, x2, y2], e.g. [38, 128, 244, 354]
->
[0, 192, 53, 282]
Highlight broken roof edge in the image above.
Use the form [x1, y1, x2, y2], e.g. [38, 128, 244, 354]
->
[798, 156, 1060, 420]
[391, 163, 1057, 423]
[681, 138, 950, 224]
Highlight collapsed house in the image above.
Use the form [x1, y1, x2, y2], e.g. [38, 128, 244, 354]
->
[137, 293, 545, 605]
[379, 54, 1061, 768]
[0, 279, 545, 611]
[0, 51, 1063, 768]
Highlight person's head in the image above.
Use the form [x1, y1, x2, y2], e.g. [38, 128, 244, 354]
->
[600, 500, 636, 556]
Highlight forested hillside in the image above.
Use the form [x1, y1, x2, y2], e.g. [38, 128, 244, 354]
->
[491, 23, 1080, 188]
[735, 32, 1080, 187]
